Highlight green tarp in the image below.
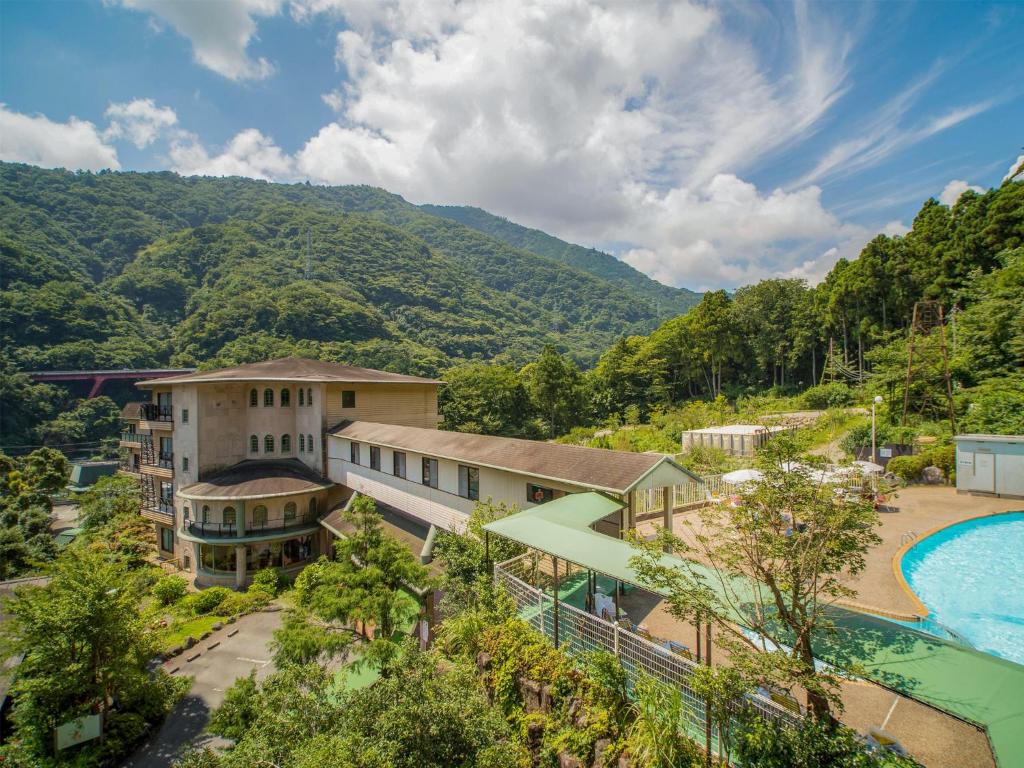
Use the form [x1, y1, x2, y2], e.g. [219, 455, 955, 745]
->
[485, 492, 1024, 768]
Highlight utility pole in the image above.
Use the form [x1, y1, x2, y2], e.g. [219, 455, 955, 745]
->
[305, 227, 312, 280]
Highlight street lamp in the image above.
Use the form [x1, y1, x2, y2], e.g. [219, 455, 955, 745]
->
[871, 395, 883, 464]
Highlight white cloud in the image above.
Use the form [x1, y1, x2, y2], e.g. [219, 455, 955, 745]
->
[287, 0, 862, 289]
[0, 104, 120, 170]
[169, 128, 293, 180]
[1004, 153, 1024, 182]
[104, 98, 178, 148]
[113, 0, 282, 80]
[938, 179, 982, 207]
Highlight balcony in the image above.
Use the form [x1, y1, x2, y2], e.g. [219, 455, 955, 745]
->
[142, 500, 175, 524]
[140, 446, 174, 478]
[184, 513, 320, 540]
[142, 403, 173, 422]
[120, 431, 146, 445]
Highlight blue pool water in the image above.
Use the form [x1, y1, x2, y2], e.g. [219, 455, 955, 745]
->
[900, 512, 1024, 665]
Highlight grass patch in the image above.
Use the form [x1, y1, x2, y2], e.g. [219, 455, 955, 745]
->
[157, 614, 229, 652]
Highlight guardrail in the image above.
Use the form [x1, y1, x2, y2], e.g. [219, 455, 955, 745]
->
[494, 554, 800, 747]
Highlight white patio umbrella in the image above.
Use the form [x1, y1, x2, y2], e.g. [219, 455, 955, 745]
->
[722, 468, 764, 485]
[853, 460, 885, 474]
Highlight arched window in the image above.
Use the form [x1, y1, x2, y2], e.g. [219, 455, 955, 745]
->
[307, 388, 313, 406]
[309, 497, 318, 517]
[223, 506, 236, 526]
[250, 434, 259, 454]
[299, 434, 306, 452]
[284, 501, 296, 521]
[264, 434, 275, 453]
[308, 434, 314, 453]
[182, 503, 190, 521]
[299, 388, 305, 406]
[202, 505, 210, 523]
[252, 505, 268, 528]
[281, 388, 290, 407]
[249, 388, 258, 407]
[263, 388, 274, 407]
[281, 434, 291, 452]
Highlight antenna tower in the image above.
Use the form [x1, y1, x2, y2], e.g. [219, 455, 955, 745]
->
[305, 228, 313, 280]
[900, 300, 956, 432]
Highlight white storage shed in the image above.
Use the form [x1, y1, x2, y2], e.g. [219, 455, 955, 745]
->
[953, 434, 1024, 499]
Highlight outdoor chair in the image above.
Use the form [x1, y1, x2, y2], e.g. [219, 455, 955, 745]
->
[668, 640, 693, 660]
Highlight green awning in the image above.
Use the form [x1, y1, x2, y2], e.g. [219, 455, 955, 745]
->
[485, 493, 1024, 768]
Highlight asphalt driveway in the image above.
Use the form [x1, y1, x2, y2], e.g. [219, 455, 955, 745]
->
[123, 608, 282, 768]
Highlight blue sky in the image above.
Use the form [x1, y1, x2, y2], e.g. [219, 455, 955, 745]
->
[2, 0, 1022, 291]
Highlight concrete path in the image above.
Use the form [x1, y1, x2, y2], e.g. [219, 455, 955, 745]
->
[123, 609, 283, 768]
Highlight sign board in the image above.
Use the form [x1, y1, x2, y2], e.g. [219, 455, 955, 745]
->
[55, 714, 102, 750]
[879, 447, 893, 458]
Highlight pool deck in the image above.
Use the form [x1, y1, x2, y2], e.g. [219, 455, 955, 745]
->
[630, 485, 1024, 768]
[840, 486, 1022, 620]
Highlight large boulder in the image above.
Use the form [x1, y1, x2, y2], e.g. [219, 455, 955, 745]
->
[520, 678, 543, 712]
[922, 465, 945, 484]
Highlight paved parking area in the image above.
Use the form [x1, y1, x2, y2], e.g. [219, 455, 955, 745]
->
[123, 609, 283, 768]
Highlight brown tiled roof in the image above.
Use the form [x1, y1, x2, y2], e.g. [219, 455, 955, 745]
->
[178, 459, 333, 500]
[321, 500, 441, 574]
[330, 421, 691, 494]
[138, 357, 441, 386]
[120, 401, 143, 420]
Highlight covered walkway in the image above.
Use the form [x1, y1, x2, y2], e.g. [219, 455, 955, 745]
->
[484, 492, 1024, 768]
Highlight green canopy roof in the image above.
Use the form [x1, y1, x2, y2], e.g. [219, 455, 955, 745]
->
[485, 492, 1024, 768]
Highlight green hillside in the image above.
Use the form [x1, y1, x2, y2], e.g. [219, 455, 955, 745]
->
[0, 163, 692, 375]
[421, 203, 700, 316]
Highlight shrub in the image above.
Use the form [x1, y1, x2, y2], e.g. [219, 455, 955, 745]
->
[152, 575, 189, 606]
[922, 444, 955, 476]
[249, 567, 280, 597]
[180, 586, 231, 616]
[802, 383, 854, 410]
[886, 455, 927, 482]
[840, 421, 894, 456]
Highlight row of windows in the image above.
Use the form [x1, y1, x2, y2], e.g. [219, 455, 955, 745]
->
[184, 498, 318, 525]
[249, 434, 316, 454]
[345, 442, 561, 506]
[249, 387, 313, 408]
[248, 388, 359, 408]
[348, 442, 479, 501]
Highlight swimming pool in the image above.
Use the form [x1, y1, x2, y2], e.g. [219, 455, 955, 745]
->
[900, 512, 1024, 665]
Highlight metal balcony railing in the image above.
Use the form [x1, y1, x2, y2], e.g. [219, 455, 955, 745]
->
[141, 403, 173, 422]
[142, 451, 174, 470]
[142, 500, 175, 518]
[120, 432, 146, 444]
[185, 521, 238, 537]
[185, 512, 320, 539]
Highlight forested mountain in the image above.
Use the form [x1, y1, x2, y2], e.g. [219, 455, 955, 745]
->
[0, 162, 695, 376]
[440, 179, 1024, 440]
[420, 204, 699, 315]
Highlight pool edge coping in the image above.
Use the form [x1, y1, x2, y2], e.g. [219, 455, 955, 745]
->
[890, 508, 1024, 622]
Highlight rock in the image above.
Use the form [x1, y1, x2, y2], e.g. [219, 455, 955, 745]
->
[617, 754, 632, 768]
[922, 465, 945, 484]
[540, 684, 555, 712]
[183, 636, 195, 649]
[520, 678, 543, 712]
[558, 752, 583, 768]
[168, 646, 184, 657]
[526, 718, 544, 750]
[226, 615, 237, 624]
[476, 651, 492, 673]
[592, 738, 612, 768]
[199, 631, 212, 641]
[212, 622, 223, 631]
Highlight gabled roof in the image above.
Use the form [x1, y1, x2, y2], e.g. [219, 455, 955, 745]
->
[120, 401, 143, 420]
[178, 459, 333, 501]
[138, 357, 441, 387]
[330, 420, 700, 495]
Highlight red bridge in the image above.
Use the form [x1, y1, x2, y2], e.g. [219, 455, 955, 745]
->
[28, 368, 196, 397]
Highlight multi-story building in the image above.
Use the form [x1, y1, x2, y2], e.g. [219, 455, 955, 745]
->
[124, 357, 696, 588]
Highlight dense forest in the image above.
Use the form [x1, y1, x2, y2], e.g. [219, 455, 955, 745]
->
[1, 162, 1021, 452]
[439, 179, 1024, 442]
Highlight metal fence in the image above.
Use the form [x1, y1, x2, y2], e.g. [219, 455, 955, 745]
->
[494, 553, 800, 746]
